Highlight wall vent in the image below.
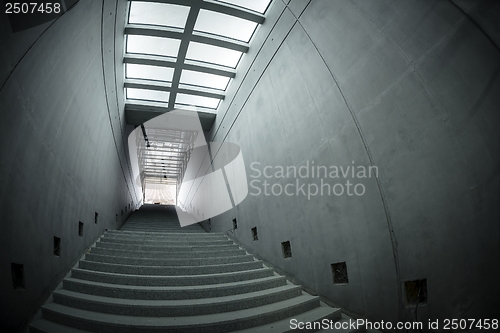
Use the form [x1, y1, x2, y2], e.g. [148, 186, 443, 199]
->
[11, 263, 25, 290]
[404, 279, 427, 305]
[331, 262, 349, 284]
[281, 241, 292, 258]
[53, 236, 61, 256]
[251, 227, 258, 241]
[78, 221, 83, 237]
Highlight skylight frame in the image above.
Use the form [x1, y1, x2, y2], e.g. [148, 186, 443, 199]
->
[123, 0, 271, 122]
[214, 0, 272, 14]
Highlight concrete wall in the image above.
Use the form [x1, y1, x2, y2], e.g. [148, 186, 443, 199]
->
[205, 0, 500, 324]
[0, 1, 140, 331]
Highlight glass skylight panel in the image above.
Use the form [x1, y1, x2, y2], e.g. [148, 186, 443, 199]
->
[126, 88, 170, 103]
[129, 2, 190, 28]
[186, 42, 242, 68]
[126, 64, 174, 82]
[180, 70, 230, 90]
[215, 0, 271, 14]
[176, 94, 220, 109]
[126, 35, 181, 57]
[195, 9, 257, 42]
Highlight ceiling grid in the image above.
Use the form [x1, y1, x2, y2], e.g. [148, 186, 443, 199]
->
[124, 0, 270, 119]
[125, 0, 272, 188]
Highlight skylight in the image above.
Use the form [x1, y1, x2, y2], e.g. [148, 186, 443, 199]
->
[126, 64, 174, 82]
[195, 9, 258, 42]
[124, 0, 272, 204]
[126, 88, 170, 103]
[186, 42, 242, 68]
[129, 2, 190, 28]
[126, 35, 181, 57]
[176, 93, 220, 109]
[124, 0, 271, 117]
[180, 70, 230, 90]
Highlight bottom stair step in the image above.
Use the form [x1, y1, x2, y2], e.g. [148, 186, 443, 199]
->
[41, 294, 321, 333]
[30, 319, 91, 333]
[233, 303, 343, 333]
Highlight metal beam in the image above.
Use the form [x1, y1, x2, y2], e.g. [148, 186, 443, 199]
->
[124, 54, 236, 78]
[168, 3, 200, 111]
[125, 79, 225, 99]
[125, 24, 249, 52]
[129, 0, 265, 23]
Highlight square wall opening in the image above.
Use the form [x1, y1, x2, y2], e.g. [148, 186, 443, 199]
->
[404, 279, 427, 305]
[331, 262, 349, 284]
[281, 241, 292, 258]
[251, 227, 258, 241]
[11, 263, 25, 290]
[53, 236, 61, 256]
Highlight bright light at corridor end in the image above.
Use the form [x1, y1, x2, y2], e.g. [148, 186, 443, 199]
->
[128, 110, 249, 226]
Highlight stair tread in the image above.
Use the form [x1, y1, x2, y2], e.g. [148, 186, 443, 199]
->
[84, 252, 254, 265]
[72, 266, 274, 280]
[79, 258, 260, 271]
[30, 318, 92, 333]
[43, 293, 320, 327]
[233, 304, 342, 332]
[64, 275, 286, 293]
[89, 247, 247, 258]
[53, 284, 301, 307]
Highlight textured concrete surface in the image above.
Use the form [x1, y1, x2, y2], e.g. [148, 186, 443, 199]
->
[205, 0, 500, 325]
[1, 0, 499, 331]
[0, 1, 139, 332]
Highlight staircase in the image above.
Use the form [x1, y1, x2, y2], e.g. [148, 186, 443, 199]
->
[30, 205, 363, 332]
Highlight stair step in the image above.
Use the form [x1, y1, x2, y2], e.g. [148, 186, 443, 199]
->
[41, 294, 321, 332]
[233, 303, 343, 332]
[71, 267, 276, 286]
[99, 237, 233, 246]
[63, 275, 288, 300]
[84, 253, 255, 266]
[121, 228, 205, 233]
[78, 259, 263, 275]
[31, 206, 346, 333]
[115, 229, 210, 236]
[88, 246, 247, 259]
[53, 285, 302, 316]
[120, 227, 203, 232]
[94, 241, 239, 252]
[29, 319, 92, 333]
[104, 230, 227, 238]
